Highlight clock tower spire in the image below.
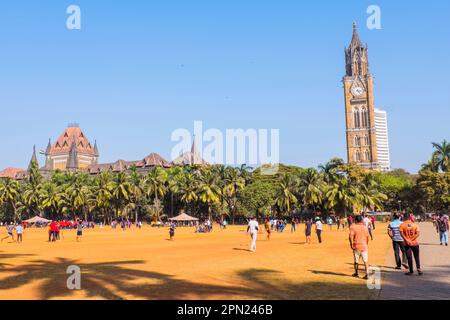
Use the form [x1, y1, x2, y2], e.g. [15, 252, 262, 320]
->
[343, 22, 378, 170]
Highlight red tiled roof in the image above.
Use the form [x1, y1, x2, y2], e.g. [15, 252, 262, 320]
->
[142, 153, 170, 167]
[49, 127, 96, 156]
[0, 167, 26, 179]
[86, 153, 171, 174]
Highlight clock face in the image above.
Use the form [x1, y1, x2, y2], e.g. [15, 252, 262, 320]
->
[352, 86, 365, 96]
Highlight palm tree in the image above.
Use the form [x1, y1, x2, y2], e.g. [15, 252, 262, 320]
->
[0, 178, 21, 222]
[64, 177, 90, 220]
[147, 198, 167, 223]
[128, 166, 147, 223]
[23, 182, 42, 218]
[145, 167, 167, 206]
[175, 171, 198, 215]
[90, 172, 114, 224]
[223, 167, 246, 223]
[111, 172, 131, 220]
[358, 175, 387, 213]
[22, 160, 44, 218]
[167, 166, 183, 217]
[325, 178, 359, 216]
[238, 164, 253, 184]
[275, 174, 298, 216]
[297, 168, 324, 211]
[319, 158, 343, 184]
[40, 182, 64, 220]
[431, 140, 450, 172]
[198, 169, 221, 221]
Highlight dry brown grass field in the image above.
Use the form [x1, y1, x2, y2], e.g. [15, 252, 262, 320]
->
[0, 223, 391, 300]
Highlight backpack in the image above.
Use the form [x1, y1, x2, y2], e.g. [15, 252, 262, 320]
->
[439, 219, 448, 232]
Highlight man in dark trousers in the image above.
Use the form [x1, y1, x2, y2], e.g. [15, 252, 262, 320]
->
[388, 213, 408, 270]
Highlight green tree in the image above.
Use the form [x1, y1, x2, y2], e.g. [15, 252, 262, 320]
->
[198, 168, 222, 220]
[275, 174, 298, 216]
[111, 172, 131, 219]
[431, 140, 450, 172]
[297, 168, 324, 211]
[238, 181, 276, 219]
[0, 178, 21, 222]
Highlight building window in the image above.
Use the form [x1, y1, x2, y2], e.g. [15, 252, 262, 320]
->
[361, 107, 368, 127]
[365, 150, 370, 161]
[355, 150, 361, 162]
[354, 136, 360, 147]
[364, 135, 370, 146]
[353, 107, 361, 128]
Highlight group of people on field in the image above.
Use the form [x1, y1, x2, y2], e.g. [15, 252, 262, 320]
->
[247, 211, 448, 279]
[0, 222, 23, 243]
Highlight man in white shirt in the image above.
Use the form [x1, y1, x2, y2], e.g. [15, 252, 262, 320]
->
[315, 217, 323, 243]
[15, 223, 23, 243]
[363, 214, 374, 240]
[247, 217, 259, 252]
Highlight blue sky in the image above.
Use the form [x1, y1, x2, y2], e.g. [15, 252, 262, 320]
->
[0, 0, 449, 173]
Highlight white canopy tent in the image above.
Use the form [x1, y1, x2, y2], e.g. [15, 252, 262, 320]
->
[169, 212, 199, 222]
[23, 216, 52, 224]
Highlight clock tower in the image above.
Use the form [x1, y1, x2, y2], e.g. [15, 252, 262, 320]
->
[343, 22, 378, 170]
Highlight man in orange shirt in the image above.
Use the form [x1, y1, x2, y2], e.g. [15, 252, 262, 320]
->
[400, 214, 423, 276]
[349, 215, 370, 280]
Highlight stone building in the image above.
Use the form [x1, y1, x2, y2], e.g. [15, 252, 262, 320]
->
[0, 124, 207, 180]
[343, 22, 379, 170]
[42, 124, 99, 172]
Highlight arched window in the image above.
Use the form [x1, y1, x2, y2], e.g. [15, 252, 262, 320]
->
[365, 150, 370, 161]
[364, 135, 370, 146]
[354, 136, 360, 147]
[353, 107, 361, 128]
[361, 107, 368, 127]
[355, 150, 361, 162]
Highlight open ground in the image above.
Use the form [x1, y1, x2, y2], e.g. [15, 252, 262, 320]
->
[0, 224, 393, 300]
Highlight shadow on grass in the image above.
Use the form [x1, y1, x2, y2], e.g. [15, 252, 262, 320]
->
[0, 252, 35, 269]
[0, 257, 383, 300]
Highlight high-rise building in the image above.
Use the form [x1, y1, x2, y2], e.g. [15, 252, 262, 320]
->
[374, 108, 391, 171]
[343, 22, 379, 170]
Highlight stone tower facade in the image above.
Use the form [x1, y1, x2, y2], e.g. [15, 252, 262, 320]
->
[343, 22, 378, 170]
[44, 124, 99, 171]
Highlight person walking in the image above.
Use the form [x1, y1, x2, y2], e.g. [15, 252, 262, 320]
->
[76, 220, 83, 242]
[265, 218, 271, 240]
[371, 216, 376, 230]
[1, 223, 15, 242]
[349, 215, 370, 280]
[400, 215, 423, 276]
[305, 218, 313, 244]
[291, 218, 297, 233]
[15, 223, 23, 243]
[169, 222, 176, 240]
[388, 213, 408, 270]
[327, 216, 333, 231]
[437, 213, 449, 246]
[247, 217, 259, 252]
[363, 214, 374, 241]
[348, 215, 353, 227]
[341, 217, 347, 231]
[315, 217, 323, 244]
